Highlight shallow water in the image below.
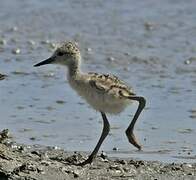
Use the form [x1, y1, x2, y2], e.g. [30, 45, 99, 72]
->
[0, 0, 196, 163]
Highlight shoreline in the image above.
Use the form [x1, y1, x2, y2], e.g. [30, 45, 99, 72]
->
[0, 131, 195, 180]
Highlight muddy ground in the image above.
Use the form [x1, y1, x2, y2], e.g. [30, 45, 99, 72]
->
[0, 130, 195, 180]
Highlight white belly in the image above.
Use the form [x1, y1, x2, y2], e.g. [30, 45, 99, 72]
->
[69, 79, 131, 114]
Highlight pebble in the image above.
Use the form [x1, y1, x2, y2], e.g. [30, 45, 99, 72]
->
[184, 57, 196, 65]
[43, 72, 55, 78]
[184, 59, 191, 65]
[187, 172, 193, 175]
[0, 39, 6, 45]
[46, 106, 55, 111]
[18, 146, 26, 152]
[37, 167, 44, 174]
[10, 26, 18, 32]
[151, 126, 158, 130]
[177, 128, 193, 134]
[123, 67, 130, 71]
[31, 150, 41, 157]
[117, 159, 127, 165]
[100, 151, 107, 159]
[41, 40, 50, 44]
[86, 47, 92, 53]
[107, 56, 115, 62]
[12, 48, 21, 54]
[124, 52, 130, 56]
[56, 100, 66, 104]
[182, 163, 192, 168]
[12, 71, 29, 75]
[30, 137, 36, 141]
[73, 170, 80, 178]
[27, 40, 35, 45]
[40, 160, 51, 166]
[144, 22, 155, 31]
[112, 147, 118, 151]
[109, 165, 124, 174]
[52, 146, 60, 150]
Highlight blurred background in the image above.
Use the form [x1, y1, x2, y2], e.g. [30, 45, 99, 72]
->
[0, 0, 196, 163]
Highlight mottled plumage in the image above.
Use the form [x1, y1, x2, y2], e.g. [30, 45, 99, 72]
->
[88, 73, 135, 96]
[34, 41, 146, 166]
[68, 72, 135, 114]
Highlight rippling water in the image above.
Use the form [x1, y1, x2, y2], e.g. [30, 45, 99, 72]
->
[0, 0, 196, 163]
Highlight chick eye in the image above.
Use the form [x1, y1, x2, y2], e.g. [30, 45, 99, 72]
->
[57, 52, 64, 56]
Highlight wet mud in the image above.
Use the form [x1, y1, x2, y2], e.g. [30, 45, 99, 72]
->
[0, 130, 196, 180]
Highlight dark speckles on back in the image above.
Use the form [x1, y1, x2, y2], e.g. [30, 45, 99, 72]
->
[89, 80, 106, 91]
[87, 72, 135, 97]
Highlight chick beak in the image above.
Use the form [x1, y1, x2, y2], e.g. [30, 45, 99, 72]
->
[34, 57, 55, 67]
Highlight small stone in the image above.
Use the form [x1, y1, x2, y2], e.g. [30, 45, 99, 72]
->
[30, 137, 36, 141]
[177, 128, 193, 134]
[109, 164, 124, 173]
[41, 40, 50, 44]
[112, 147, 118, 151]
[0, 39, 6, 45]
[144, 22, 155, 30]
[187, 172, 193, 175]
[123, 67, 130, 71]
[12, 48, 20, 54]
[43, 72, 55, 78]
[184, 57, 196, 65]
[17, 106, 25, 110]
[184, 59, 191, 65]
[100, 151, 107, 159]
[117, 159, 127, 165]
[18, 146, 26, 152]
[107, 56, 115, 62]
[124, 52, 130, 56]
[27, 40, 35, 45]
[10, 26, 18, 32]
[41, 160, 51, 166]
[86, 47, 92, 52]
[37, 167, 44, 174]
[56, 100, 66, 104]
[52, 146, 60, 150]
[73, 170, 80, 178]
[183, 163, 192, 168]
[31, 150, 41, 157]
[12, 71, 29, 75]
